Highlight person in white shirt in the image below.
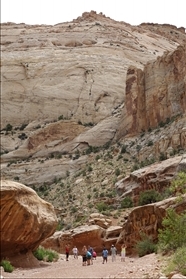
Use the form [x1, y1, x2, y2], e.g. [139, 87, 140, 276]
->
[72, 246, 78, 259]
[110, 244, 117, 262]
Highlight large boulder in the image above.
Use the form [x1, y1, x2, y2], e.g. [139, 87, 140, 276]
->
[0, 180, 58, 267]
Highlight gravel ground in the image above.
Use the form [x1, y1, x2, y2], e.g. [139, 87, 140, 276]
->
[2, 253, 163, 279]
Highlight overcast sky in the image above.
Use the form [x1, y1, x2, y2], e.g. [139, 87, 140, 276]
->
[1, 0, 186, 28]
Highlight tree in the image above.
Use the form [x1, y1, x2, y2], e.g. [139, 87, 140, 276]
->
[158, 208, 186, 252]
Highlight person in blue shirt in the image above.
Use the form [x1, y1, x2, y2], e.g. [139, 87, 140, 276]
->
[102, 247, 108, 264]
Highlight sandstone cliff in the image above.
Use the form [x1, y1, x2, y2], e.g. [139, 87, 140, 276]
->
[1, 11, 186, 183]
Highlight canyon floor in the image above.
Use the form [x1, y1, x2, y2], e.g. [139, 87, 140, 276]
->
[2, 253, 165, 279]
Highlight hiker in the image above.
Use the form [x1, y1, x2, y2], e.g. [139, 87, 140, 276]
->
[121, 243, 127, 262]
[93, 250, 97, 260]
[65, 244, 70, 261]
[110, 244, 117, 262]
[88, 245, 94, 265]
[102, 247, 108, 264]
[82, 245, 87, 266]
[72, 246, 78, 259]
[86, 249, 92, 265]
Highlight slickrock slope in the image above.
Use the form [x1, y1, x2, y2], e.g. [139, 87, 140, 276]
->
[1, 11, 185, 130]
[1, 11, 186, 185]
[0, 180, 58, 267]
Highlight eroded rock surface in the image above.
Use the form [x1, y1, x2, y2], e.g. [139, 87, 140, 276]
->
[0, 180, 58, 267]
[41, 214, 122, 254]
[116, 155, 185, 205]
[117, 194, 186, 254]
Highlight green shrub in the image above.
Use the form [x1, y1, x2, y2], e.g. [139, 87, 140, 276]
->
[172, 246, 186, 275]
[56, 221, 65, 231]
[58, 115, 64, 120]
[14, 176, 19, 181]
[18, 133, 27, 140]
[70, 206, 77, 213]
[147, 140, 153, 146]
[20, 123, 28, 130]
[0, 260, 14, 273]
[115, 168, 120, 176]
[138, 189, 162, 206]
[169, 171, 186, 195]
[87, 194, 91, 200]
[95, 154, 100, 161]
[87, 165, 93, 172]
[165, 246, 186, 276]
[135, 233, 157, 257]
[96, 202, 108, 212]
[120, 145, 127, 154]
[158, 209, 186, 252]
[159, 152, 167, 161]
[33, 246, 59, 262]
[117, 154, 123, 161]
[121, 196, 133, 208]
[5, 123, 13, 132]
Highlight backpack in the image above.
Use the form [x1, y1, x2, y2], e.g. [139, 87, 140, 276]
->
[86, 251, 92, 258]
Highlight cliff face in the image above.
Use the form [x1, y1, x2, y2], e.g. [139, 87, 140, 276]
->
[1, 11, 185, 130]
[1, 11, 186, 184]
[116, 44, 186, 138]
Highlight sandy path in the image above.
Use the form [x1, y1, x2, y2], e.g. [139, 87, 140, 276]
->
[2, 253, 162, 279]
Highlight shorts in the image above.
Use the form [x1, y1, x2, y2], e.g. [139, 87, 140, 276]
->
[82, 255, 87, 262]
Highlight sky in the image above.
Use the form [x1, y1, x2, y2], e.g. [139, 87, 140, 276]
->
[1, 0, 186, 28]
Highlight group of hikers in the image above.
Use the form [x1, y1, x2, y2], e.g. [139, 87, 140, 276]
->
[65, 243, 127, 266]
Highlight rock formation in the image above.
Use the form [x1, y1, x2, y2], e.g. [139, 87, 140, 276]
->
[117, 194, 186, 254]
[41, 213, 122, 254]
[0, 180, 58, 267]
[116, 155, 185, 205]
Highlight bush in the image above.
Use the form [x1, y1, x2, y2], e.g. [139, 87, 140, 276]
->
[115, 168, 120, 176]
[96, 202, 108, 212]
[5, 123, 13, 132]
[159, 152, 167, 161]
[58, 115, 64, 120]
[165, 246, 186, 276]
[0, 260, 14, 273]
[18, 133, 27, 140]
[33, 246, 59, 262]
[135, 233, 157, 257]
[158, 209, 186, 252]
[138, 189, 162, 206]
[121, 196, 133, 208]
[120, 145, 127, 154]
[20, 123, 28, 130]
[172, 246, 186, 275]
[169, 171, 186, 196]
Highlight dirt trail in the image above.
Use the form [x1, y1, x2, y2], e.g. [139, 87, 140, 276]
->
[2, 253, 163, 279]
